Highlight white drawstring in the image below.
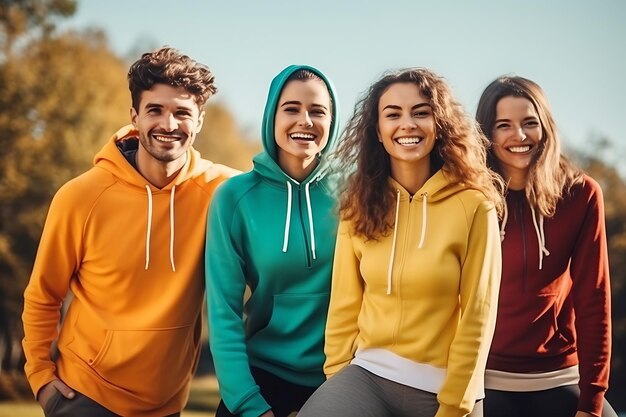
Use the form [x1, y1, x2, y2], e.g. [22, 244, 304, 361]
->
[386, 190, 401, 295]
[500, 199, 550, 270]
[418, 192, 428, 249]
[282, 181, 293, 253]
[530, 206, 550, 270]
[305, 182, 317, 260]
[144, 184, 176, 272]
[144, 185, 153, 270]
[500, 203, 509, 242]
[169, 185, 176, 272]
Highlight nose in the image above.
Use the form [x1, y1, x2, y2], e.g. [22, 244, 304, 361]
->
[517, 128, 527, 142]
[160, 113, 178, 132]
[400, 114, 417, 130]
[299, 111, 313, 128]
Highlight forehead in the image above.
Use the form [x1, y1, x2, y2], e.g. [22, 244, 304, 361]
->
[379, 82, 428, 107]
[139, 84, 199, 110]
[496, 96, 537, 117]
[279, 79, 330, 104]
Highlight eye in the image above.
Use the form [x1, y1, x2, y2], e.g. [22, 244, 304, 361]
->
[413, 110, 431, 118]
[524, 120, 540, 127]
[311, 109, 327, 117]
[283, 106, 299, 114]
[384, 112, 400, 119]
[495, 122, 510, 129]
[147, 107, 161, 114]
[176, 110, 192, 117]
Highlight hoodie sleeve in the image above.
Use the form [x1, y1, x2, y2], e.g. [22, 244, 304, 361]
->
[22, 183, 84, 398]
[570, 178, 611, 417]
[323, 220, 364, 377]
[436, 199, 501, 417]
[205, 183, 271, 417]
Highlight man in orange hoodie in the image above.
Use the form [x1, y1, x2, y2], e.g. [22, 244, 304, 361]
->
[22, 46, 237, 417]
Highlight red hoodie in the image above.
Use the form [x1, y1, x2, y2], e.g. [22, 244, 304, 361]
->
[487, 175, 611, 416]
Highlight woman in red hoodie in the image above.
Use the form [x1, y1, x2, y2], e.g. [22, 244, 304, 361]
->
[475, 76, 617, 417]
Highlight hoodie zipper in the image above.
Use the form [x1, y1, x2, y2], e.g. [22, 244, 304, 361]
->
[297, 184, 313, 269]
[515, 195, 528, 292]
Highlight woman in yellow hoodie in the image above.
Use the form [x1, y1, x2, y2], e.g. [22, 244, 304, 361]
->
[298, 68, 503, 417]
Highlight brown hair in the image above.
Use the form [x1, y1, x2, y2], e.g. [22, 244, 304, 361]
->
[475, 76, 583, 217]
[127, 46, 217, 110]
[334, 68, 504, 240]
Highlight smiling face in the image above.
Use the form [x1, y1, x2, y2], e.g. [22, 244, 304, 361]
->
[377, 82, 436, 174]
[491, 96, 542, 188]
[274, 79, 332, 180]
[131, 83, 204, 171]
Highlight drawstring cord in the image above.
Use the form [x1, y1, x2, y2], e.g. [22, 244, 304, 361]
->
[144, 184, 177, 272]
[418, 192, 428, 249]
[169, 185, 176, 272]
[282, 181, 293, 253]
[500, 198, 549, 270]
[305, 182, 317, 260]
[144, 185, 153, 270]
[530, 206, 550, 270]
[387, 189, 401, 295]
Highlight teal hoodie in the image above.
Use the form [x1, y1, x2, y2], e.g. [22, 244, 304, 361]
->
[206, 65, 340, 417]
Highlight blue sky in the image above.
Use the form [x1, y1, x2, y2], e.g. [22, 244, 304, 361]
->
[61, 0, 625, 160]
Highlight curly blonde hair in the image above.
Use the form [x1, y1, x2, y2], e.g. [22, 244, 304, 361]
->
[334, 68, 504, 240]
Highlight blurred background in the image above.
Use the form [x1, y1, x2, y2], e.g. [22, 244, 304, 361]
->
[0, 0, 625, 415]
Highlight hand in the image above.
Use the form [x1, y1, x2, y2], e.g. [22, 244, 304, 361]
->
[259, 411, 275, 417]
[37, 379, 75, 409]
[574, 412, 595, 417]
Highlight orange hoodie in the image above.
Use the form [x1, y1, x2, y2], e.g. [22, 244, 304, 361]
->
[22, 125, 237, 416]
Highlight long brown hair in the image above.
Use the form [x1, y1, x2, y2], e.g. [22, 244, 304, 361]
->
[334, 68, 504, 240]
[475, 76, 583, 217]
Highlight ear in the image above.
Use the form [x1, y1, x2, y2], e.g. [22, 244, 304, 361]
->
[130, 107, 138, 127]
[195, 110, 205, 134]
[376, 127, 383, 143]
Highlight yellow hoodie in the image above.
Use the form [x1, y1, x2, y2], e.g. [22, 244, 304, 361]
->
[22, 125, 237, 416]
[325, 170, 501, 417]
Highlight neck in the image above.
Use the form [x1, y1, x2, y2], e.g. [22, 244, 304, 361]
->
[279, 154, 319, 182]
[390, 159, 431, 195]
[502, 167, 528, 191]
[136, 147, 186, 189]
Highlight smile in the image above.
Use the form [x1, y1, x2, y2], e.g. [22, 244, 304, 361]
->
[290, 133, 316, 141]
[153, 134, 182, 143]
[395, 137, 422, 145]
[507, 145, 531, 153]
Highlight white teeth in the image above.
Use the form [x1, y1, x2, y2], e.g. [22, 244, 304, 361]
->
[508, 146, 531, 153]
[154, 135, 178, 143]
[396, 137, 422, 145]
[290, 133, 315, 140]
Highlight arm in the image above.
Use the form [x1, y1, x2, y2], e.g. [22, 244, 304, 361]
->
[22, 186, 81, 400]
[205, 185, 271, 417]
[436, 201, 502, 417]
[570, 180, 611, 417]
[323, 221, 364, 377]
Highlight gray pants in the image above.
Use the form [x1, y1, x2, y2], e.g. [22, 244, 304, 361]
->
[298, 365, 483, 417]
[43, 389, 181, 417]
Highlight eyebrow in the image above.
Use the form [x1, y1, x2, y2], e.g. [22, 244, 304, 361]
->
[144, 103, 194, 112]
[280, 100, 329, 111]
[495, 116, 539, 123]
[382, 102, 431, 111]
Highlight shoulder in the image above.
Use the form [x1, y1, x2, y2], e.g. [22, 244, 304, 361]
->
[566, 174, 604, 203]
[210, 171, 262, 213]
[48, 167, 116, 219]
[451, 188, 496, 217]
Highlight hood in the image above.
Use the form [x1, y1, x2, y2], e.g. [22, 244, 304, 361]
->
[385, 169, 471, 295]
[94, 124, 214, 191]
[255, 64, 340, 184]
[92, 124, 215, 272]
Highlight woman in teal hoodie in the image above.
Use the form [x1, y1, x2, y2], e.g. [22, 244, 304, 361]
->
[205, 65, 340, 417]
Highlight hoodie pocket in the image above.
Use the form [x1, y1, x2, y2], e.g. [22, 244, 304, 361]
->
[73, 325, 196, 406]
[248, 293, 329, 371]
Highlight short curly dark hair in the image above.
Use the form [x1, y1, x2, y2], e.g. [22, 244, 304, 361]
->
[128, 46, 217, 110]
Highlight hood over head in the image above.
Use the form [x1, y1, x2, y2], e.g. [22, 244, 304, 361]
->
[255, 64, 340, 184]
